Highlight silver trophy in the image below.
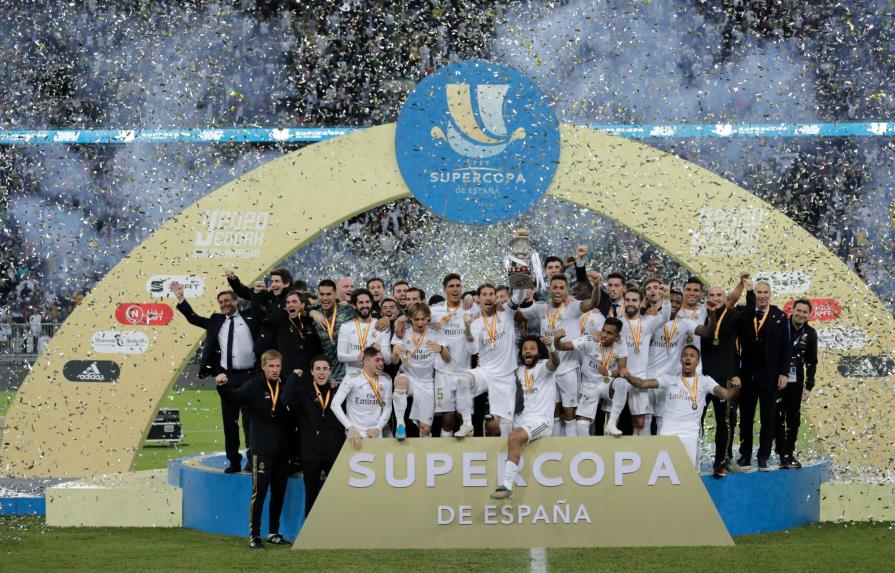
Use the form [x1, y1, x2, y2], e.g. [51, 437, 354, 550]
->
[507, 230, 535, 290]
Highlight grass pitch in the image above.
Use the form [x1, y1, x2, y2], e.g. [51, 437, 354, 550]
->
[1, 517, 892, 572]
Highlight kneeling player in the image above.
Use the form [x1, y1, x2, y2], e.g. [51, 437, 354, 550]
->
[490, 335, 560, 500]
[620, 345, 740, 466]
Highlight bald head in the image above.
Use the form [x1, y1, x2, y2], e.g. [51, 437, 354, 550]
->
[706, 285, 726, 310]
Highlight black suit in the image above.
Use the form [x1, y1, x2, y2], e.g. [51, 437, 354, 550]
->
[285, 372, 345, 517]
[228, 275, 287, 354]
[175, 299, 259, 465]
[737, 290, 792, 463]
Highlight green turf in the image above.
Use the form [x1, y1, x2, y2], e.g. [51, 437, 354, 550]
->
[0, 517, 892, 573]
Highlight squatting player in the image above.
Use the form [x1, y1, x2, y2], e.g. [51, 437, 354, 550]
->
[331, 347, 394, 448]
[490, 335, 560, 500]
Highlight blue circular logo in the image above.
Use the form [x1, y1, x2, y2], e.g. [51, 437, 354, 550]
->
[395, 61, 560, 225]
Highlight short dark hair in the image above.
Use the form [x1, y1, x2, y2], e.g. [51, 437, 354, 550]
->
[270, 268, 293, 286]
[285, 289, 306, 302]
[442, 273, 462, 287]
[394, 280, 410, 289]
[604, 317, 623, 333]
[362, 346, 382, 359]
[543, 256, 563, 268]
[682, 344, 701, 357]
[643, 276, 661, 288]
[351, 288, 373, 306]
[625, 288, 643, 301]
[495, 285, 510, 294]
[216, 290, 237, 301]
[428, 294, 445, 306]
[311, 354, 331, 367]
[318, 279, 336, 290]
[684, 277, 704, 289]
[477, 283, 496, 296]
[293, 279, 308, 292]
[381, 296, 399, 307]
[550, 274, 568, 285]
[606, 272, 625, 283]
[793, 298, 813, 313]
[366, 277, 385, 288]
[408, 287, 426, 300]
[669, 289, 683, 298]
[518, 335, 547, 363]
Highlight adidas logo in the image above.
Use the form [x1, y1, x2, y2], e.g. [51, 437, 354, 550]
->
[77, 362, 104, 381]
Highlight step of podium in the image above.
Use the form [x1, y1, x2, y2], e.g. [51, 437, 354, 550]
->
[45, 469, 182, 527]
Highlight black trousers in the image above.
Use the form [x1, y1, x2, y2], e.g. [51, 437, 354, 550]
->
[250, 454, 290, 538]
[738, 380, 778, 462]
[302, 456, 338, 518]
[775, 382, 804, 459]
[221, 370, 254, 464]
[701, 379, 735, 468]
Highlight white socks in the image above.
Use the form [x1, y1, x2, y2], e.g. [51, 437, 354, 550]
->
[643, 414, 653, 436]
[553, 417, 563, 436]
[455, 374, 474, 421]
[564, 419, 578, 436]
[499, 418, 512, 437]
[576, 419, 591, 437]
[503, 460, 519, 491]
[440, 430, 453, 438]
[393, 389, 408, 425]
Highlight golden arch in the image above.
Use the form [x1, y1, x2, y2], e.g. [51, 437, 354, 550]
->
[2, 124, 892, 477]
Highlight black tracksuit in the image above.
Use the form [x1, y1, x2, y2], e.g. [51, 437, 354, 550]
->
[286, 372, 345, 517]
[228, 275, 289, 353]
[218, 374, 292, 539]
[775, 320, 817, 461]
[698, 300, 754, 469]
[737, 291, 792, 464]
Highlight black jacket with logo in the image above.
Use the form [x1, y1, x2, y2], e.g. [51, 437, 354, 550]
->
[285, 372, 345, 462]
[788, 320, 818, 390]
[218, 373, 291, 456]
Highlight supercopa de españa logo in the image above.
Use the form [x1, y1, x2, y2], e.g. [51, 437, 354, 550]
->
[395, 60, 560, 225]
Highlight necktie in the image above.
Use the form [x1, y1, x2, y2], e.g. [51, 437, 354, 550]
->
[226, 317, 235, 371]
[612, 303, 619, 317]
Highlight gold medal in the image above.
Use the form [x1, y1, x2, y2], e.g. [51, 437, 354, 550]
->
[482, 312, 498, 351]
[712, 337, 720, 346]
[711, 307, 728, 347]
[603, 376, 610, 385]
[691, 401, 698, 411]
[625, 315, 642, 354]
[680, 373, 699, 412]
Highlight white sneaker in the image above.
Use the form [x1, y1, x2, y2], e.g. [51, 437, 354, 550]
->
[606, 424, 622, 437]
[455, 423, 474, 439]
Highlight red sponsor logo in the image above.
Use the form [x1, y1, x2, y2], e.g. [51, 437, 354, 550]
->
[784, 298, 841, 322]
[115, 303, 174, 326]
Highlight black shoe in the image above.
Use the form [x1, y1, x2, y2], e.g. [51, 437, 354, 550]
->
[224, 463, 241, 474]
[267, 533, 292, 545]
[758, 459, 773, 472]
[779, 455, 791, 469]
[789, 457, 802, 469]
[249, 537, 264, 549]
[712, 462, 727, 479]
[730, 456, 751, 472]
[243, 463, 253, 473]
[289, 462, 303, 476]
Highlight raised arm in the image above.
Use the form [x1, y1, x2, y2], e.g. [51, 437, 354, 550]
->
[225, 270, 256, 301]
[553, 329, 575, 351]
[578, 271, 603, 313]
[725, 272, 750, 309]
[545, 337, 560, 372]
[172, 282, 209, 329]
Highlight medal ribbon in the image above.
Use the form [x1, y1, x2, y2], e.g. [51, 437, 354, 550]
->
[713, 307, 729, 341]
[406, 328, 428, 360]
[482, 312, 498, 348]
[323, 307, 337, 342]
[438, 303, 461, 326]
[682, 307, 699, 320]
[361, 370, 384, 405]
[663, 317, 679, 354]
[355, 318, 371, 349]
[547, 303, 565, 330]
[599, 344, 616, 372]
[314, 383, 331, 412]
[265, 378, 281, 413]
[579, 311, 591, 336]
[523, 367, 535, 392]
[753, 307, 770, 336]
[625, 316, 643, 351]
[680, 373, 699, 408]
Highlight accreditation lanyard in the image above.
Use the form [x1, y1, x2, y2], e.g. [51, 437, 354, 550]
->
[547, 303, 565, 331]
[663, 317, 679, 354]
[361, 371, 384, 406]
[355, 318, 372, 349]
[789, 322, 805, 348]
[625, 316, 643, 352]
[523, 367, 535, 393]
[265, 379, 281, 414]
[680, 373, 699, 410]
[314, 383, 331, 412]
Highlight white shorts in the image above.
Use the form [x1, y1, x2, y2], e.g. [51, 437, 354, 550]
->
[434, 370, 457, 413]
[662, 427, 699, 467]
[650, 387, 666, 418]
[576, 376, 607, 420]
[399, 374, 436, 426]
[513, 414, 553, 443]
[467, 367, 516, 420]
[554, 368, 579, 407]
